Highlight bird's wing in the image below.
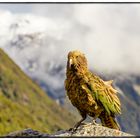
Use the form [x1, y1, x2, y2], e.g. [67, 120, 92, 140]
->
[82, 72, 121, 115]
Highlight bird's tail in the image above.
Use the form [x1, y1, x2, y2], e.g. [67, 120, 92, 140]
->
[99, 111, 121, 131]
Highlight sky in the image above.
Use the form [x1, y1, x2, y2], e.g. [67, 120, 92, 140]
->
[0, 4, 32, 13]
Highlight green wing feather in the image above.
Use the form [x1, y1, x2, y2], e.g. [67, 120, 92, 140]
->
[84, 72, 121, 115]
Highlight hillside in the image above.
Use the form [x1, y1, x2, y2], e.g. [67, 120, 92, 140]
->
[0, 48, 77, 136]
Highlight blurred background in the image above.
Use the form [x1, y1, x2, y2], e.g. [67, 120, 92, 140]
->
[0, 3, 140, 135]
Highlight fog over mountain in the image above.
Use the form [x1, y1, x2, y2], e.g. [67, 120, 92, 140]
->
[0, 4, 140, 98]
[1, 4, 140, 75]
[31, 4, 140, 74]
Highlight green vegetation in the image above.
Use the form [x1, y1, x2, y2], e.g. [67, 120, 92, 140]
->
[0, 48, 76, 136]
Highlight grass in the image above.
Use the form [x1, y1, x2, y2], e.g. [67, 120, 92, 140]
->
[0, 48, 77, 136]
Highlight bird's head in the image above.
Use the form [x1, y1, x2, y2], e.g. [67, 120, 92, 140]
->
[67, 50, 88, 72]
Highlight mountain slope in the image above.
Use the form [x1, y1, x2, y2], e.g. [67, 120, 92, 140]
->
[0, 48, 77, 136]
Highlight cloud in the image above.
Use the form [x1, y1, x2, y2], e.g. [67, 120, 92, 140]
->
[72, 4, 140, 74]
[0, 4, 140, 94]
[30, 4, 140, 75]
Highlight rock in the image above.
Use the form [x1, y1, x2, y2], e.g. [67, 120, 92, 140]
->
[52, 123, 134, 137]
[6, 128, 49, 138]
[5, 123, 134, 137]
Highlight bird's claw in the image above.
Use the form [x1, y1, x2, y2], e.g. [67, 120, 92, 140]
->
[68, 127, 73, 131]
[69, 126, 80, 135]
[69, 122, 86, 134]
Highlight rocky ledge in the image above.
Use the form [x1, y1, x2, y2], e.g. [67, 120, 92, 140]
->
[5, 123, 134, 137]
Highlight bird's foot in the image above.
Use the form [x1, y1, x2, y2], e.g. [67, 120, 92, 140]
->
[69, 127, 77, 134]
[69, 122, 86, 134]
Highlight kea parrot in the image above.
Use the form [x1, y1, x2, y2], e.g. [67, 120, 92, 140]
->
[65, 50, 121, 131]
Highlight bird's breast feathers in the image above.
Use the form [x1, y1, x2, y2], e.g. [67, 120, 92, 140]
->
[65, 73, 97, 110]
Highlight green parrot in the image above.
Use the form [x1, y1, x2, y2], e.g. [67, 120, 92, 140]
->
[65, 50, 121, 131]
